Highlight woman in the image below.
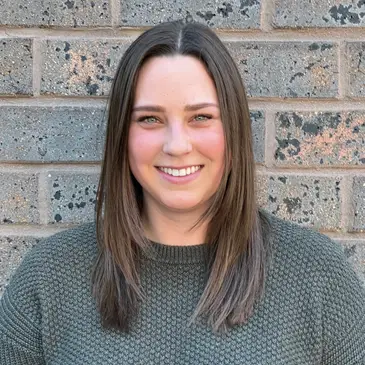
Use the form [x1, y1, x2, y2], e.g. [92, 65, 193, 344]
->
[1, 21, 364, 364]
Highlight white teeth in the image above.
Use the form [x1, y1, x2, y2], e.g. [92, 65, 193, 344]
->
[159, 165, 201, 177]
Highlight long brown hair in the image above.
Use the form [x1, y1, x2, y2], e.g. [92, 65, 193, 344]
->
[93, 20, 271, 333]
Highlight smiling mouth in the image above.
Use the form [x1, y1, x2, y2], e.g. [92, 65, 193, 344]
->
[156, 165, 203, 177]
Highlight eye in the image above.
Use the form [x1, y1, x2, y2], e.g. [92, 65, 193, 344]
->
[137, 116, 159, 124]
[193, 114, 212, 122]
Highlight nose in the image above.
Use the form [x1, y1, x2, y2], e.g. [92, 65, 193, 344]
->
[162, 122, 192, 156]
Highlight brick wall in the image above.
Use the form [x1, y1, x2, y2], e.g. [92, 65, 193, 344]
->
[1, 0, 365, 294]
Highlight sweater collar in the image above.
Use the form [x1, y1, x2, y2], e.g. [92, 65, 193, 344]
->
[142, 241, 211, 264]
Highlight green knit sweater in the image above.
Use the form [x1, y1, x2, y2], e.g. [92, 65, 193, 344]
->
[1, 215, 364, 364]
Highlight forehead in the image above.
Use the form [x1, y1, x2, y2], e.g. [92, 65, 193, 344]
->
[134, 55, 218, 105]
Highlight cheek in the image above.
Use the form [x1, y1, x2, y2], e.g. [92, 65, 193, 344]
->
[194, 127, 225, 164]
[128, 127, 162, 166]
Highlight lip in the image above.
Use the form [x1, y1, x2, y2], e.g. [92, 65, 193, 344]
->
[155, 165, 203, 169]
[155, 166, 203, 185]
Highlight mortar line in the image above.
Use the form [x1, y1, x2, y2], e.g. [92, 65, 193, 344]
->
[5, 97, 365, 109]
[248, 100, 365, 111]
[328, 233, 365, 241]
[32, 39, 42, 97]
[3, 26, 365, 40]
[338, 40, 347, 100]
[38, 171, 49, 225]
[0, 97, 108, 106]
[255, 167, 365, 175]
[260, 0, 274, 32]
[339, 175, 354, 232]
[0, 164, 101, 173]
[263, 109, 276, 168]
[0, 225, 71, 237]
[110, 0, 121, 28]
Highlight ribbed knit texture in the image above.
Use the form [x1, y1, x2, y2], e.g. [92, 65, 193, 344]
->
[1, 214, 364, 364]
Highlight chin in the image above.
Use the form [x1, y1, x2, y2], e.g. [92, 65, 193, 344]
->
[161, 197, 206, 213]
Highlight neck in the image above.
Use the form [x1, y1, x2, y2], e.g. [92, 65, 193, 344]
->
[142, 204, 209, 246]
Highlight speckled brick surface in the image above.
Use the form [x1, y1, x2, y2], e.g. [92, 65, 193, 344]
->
[0, 106, 105, 162]
[0, 236, 40, 296]
[274, 0, 365, 28]
[352, 176, 365, 232]
[347, 42, 365, 97]
[226, 42, 338, 98]
[274, 111, 365, 166]
[260, 175, 342, 230]
[340, 240, 365, 284]
[0, 0, 111, 27]
[48, 173, 99, 224]
[120, 0, 261, 28]
[0, 173, 39, 224]
[41, 40, 131, 96]
[0, 39, 32, 95]
[250, 111, 265, 163]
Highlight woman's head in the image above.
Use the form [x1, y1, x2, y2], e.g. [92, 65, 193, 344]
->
[102, 20, 254, 227]
[95, 21, 268, 333]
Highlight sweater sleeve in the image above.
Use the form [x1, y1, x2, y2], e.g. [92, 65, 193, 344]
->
[0, 243, 46, 365]
[320, 239, 365, 364]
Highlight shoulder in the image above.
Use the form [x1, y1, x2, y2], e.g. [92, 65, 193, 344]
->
[21, 222, 98, 275]
[263, 212, 345, 272]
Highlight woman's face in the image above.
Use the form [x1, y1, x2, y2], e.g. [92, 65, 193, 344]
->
[128, 55, 225, 215]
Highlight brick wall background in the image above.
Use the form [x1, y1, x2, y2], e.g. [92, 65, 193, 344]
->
[1, 0, 365, 295]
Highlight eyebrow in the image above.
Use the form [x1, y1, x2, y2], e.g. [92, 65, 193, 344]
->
[132, 102, 219, 112]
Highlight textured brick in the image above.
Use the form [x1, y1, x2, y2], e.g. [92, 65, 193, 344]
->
[340, 240, 365, 285]
[48, 173, 99, 224]
[347, 42, 365, 97]
[0, 0, 111, 27]
[226, 42, 338, 98]
[352, 176, 365, 232]
[0, 173, 39, 224]
[261, 175, 342, 230]
[41, 40, 130, 96]
[0, 106, 105, 162]
[0, 236, 39, 296]
[255, 174, 268, 208]
[250, 111, 265, 163]
[120, 0, 261, 28]
[274, 0, 365, 28]
[0, 39, 32, 95]
[274, 111, 365, 166]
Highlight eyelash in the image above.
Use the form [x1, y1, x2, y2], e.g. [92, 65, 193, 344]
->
[137, 114, 212, 124]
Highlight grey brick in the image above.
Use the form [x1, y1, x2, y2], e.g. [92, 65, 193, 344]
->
[250, 111, 265, 163]
[226, 42, 338, 98]
[261, 175, 342, 230]
[41, 40, 130, 96]
[340, 240, 365, 285]
[0, 39, 32, 95]
[274, 0, 365, 28]
[120, 0, 261, 29]
[0, 106, 106, 162]
[255, 174, 268, 208]
[0, 0, 111, 27]
[0, 173, 39, 224]
[48, 173, 99, 224]
[347, 42, 365, 97]
[352, 176, 365, 232]
[0, 236, 39, 296]
[274, 111, 365, 166]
